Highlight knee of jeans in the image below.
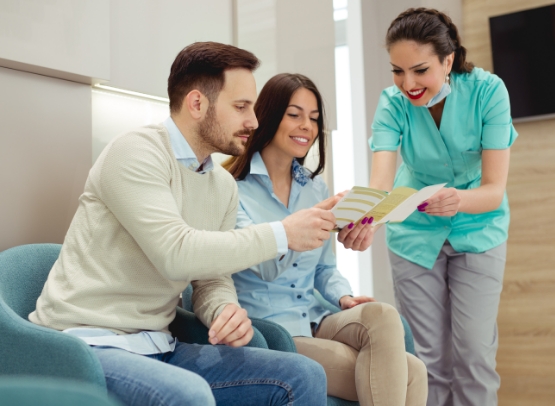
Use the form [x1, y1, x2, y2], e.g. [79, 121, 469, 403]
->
[297, 355, 327, 388]
[164, 371, 215, 406]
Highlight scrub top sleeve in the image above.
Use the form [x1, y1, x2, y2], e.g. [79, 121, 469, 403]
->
[370, 89, 403, 151]
[481, 77, 518, 149]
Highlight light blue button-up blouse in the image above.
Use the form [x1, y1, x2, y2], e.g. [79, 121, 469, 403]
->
[370, 67, 518, 269]
[232, 152, 353, 337]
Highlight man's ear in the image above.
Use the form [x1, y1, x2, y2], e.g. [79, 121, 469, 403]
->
[184, 90, 208, 120]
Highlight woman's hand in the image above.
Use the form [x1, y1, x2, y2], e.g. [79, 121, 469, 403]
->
[418, 187, 461, 216]
[339, 295, 376, 310]
[337, 217, 375, 251]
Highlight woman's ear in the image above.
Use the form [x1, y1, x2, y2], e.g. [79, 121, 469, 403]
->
[184, 90, 208, 120]
[445, 51, 455, 74]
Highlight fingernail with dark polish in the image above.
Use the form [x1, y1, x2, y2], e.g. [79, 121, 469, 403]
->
[417, 202, 428, 211]
[348, 222, 354, 229]
[361, 217, 368, 225]
[368, 217, 374, 224]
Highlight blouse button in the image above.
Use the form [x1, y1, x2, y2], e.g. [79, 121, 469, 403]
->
[293, 263, 298, 267]
[291, 284, 295, 288]
[302, 313, 307, 317]
[297, 295, 302, 299]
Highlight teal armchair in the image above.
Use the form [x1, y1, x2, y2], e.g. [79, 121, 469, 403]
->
[0, 377, 122, 406]
[0, 243, 253, 402]
[0, 244, 106, 387]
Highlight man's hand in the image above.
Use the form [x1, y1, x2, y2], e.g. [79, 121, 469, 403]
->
[313, 190, 348, 210]
[282, 208, 336, 251]
[339, 295, 376, 310]
[337, 217, 375, 251]
[208, 304, 253, 347]
[418, 187, 461, 216]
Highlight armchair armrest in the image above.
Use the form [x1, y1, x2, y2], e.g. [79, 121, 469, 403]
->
[169, 307, 269, 349]
[250, 317, 297, 353]
[0, 301, 106, 389]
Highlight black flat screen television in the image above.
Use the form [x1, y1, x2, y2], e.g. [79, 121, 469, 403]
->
[489, 5, 555, 121]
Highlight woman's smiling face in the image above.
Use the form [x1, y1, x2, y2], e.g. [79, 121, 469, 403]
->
[389, 40, 453, 107]
[268, 87, 319, 159]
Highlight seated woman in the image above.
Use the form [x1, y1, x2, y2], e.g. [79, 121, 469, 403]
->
[224, 73, 427, 406]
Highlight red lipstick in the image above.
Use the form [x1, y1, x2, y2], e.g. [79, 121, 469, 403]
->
[406, 88, 426, 100]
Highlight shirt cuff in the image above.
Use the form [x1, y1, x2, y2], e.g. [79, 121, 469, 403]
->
[270, 221, 288, 256]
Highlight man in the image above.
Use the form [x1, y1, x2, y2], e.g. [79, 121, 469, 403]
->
[29, 42, 333, 405]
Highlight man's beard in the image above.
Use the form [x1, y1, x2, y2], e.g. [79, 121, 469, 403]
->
[198, 104, 251, 157]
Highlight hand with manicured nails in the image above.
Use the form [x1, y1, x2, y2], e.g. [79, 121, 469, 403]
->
[339, 295, 376, 310]
[337, 216, 375, 251]
[208, 304, 253, 347]
[418, 187, 461, 216]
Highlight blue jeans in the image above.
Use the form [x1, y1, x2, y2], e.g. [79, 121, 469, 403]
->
[92, 341, 327, 406]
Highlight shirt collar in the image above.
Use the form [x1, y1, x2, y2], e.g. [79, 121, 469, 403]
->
[164, 116, 214, 173]
[250, 152, 310, 187]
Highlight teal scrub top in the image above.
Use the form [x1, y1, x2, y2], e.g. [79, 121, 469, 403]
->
[369, 67, 518, 269]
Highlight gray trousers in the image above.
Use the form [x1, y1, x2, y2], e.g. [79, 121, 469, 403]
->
[389, 241, 507, 406]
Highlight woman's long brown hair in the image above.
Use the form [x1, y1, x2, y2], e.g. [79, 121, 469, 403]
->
[223, 73, 327, 180]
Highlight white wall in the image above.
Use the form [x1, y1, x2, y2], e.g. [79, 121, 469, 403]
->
[0, 67, 91, 251]
[92, 90, 170, 162]
[109, 0, 233, 97]
[0, 0, 109, 84]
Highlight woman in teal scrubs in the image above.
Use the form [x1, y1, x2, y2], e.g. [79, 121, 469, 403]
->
[369, 8, 517, 406]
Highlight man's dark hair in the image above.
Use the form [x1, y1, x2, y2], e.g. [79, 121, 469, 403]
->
[168, 42, 260, 113]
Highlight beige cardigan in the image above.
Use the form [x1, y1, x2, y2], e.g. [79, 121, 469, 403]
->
[29, 124, 278, 334]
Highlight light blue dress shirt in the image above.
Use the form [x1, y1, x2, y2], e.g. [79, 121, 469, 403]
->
[64, 118, 286, 353]
[370, 67, 518, 269]
[164, 116, 214, 173]
[232, 152, 352, 337]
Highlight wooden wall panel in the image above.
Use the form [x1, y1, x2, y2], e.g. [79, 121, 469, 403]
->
[462, 1, 555, 405]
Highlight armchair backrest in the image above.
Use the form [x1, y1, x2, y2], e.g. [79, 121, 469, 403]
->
[0, 243, 106, 389]
[0, 243, 61, 318]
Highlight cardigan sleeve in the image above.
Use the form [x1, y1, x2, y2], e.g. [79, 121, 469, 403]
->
[191, 186, 242, 327]
[98, 131, 279, 282]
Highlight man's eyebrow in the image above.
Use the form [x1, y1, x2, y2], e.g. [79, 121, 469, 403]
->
[234, 99, 254, 105]
[390, 62, 428, 70]
[288, 104, 319, 114]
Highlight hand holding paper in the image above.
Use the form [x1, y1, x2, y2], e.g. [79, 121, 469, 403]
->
[330, 183, 447, 230]
[418, 187, 461, 216]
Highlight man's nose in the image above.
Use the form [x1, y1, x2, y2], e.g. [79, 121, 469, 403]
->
[247, 109, 258, 130]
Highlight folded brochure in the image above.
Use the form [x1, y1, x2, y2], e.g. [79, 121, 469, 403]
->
[331, 183, 446, 230]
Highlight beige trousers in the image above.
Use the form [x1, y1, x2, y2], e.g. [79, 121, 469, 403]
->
[293, 302, 428, 406]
